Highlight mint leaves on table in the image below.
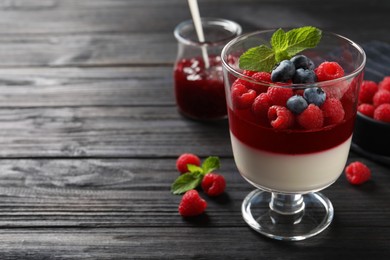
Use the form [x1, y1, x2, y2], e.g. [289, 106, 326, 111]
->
[171, 156, 220, 195]
[239, 26, 322, 72]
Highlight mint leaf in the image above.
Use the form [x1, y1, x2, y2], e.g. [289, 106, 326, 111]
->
[187, 164, 203, 174]
[201, 156, 220, 174]
[271, 28, 288, 51]
[239, 26, 322, 72]
[171, 171, 203, 195]
[239, 45, 276, 72]
[284, 26, 322, 57]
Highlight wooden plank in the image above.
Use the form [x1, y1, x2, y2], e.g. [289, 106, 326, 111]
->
[0, 106, 232, 157]
[0, 227, 388, 259]
[0, 156, 388, 228]
[0, 67, 175, 106]
[0, 1, 386, 67]
[0, 33, 176, 67]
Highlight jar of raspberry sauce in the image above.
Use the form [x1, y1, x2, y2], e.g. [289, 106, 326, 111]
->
[173, 18, 241, 120]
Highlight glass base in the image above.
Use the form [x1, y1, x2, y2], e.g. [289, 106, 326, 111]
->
[241, 189, 334, 241]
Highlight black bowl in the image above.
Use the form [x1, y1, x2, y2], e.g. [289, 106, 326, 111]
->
[352, 112, 390, 160]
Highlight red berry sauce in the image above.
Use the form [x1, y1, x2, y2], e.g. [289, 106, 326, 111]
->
[174, 56, 226, 120]
[229, 107, 355, 154]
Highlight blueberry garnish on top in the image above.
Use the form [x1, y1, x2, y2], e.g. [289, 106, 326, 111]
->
[303, 87, 326, 106]
[290, 55, 315, 70]
[293, 68, 317, 84]
[287, 95, 309, 114]
[271, 60, 296, 82]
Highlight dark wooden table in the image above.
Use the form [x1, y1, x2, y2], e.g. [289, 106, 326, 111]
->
[0, 0, 388, 259]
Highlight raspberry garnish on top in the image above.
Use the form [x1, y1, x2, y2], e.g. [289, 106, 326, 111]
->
[252, 93, 272, 122]
[268, 105, 294, 129]
[231, 83, 257, 109]
[297, 104, 324, 129]
[321, 98, 345, 125]
[315, 61, 345, 81]
[267, 86, 294, 106]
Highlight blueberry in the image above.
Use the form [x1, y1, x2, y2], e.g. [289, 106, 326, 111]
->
[303, 87, 326, 106]
[271, 60, 295, 82]
[293, 68, 317, 84]
[290, 55, 315, 70]
[286, 95, 308, 114]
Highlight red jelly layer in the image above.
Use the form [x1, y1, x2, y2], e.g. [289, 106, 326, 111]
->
[174, 56, 226, 120]
[228, 107, 355, 155]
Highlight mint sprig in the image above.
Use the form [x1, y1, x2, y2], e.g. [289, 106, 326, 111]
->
[239, 26, 322, 72]
[171, 156, 220, 195]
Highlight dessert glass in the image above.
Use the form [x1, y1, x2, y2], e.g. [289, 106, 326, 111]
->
[221, 30, 366, 241]
[173, 18, 241, 120]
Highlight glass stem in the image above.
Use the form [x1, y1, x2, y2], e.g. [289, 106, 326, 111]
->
[269, 192, 305, 215]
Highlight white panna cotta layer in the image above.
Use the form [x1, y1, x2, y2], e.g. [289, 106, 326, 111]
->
[230, 132, 352, 193]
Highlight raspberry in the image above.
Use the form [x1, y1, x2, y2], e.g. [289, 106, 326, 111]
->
[315, 61, 345, 81]
[358, 80, 378, 104]
[178, 190, 207, 217]
[373, 103, 390, 122]
[268, 105, 294, 129]
[243, 70, 256, 77]
[252, 93, 272, 122]
[231, 83, 257, 109]
[176, 153, 201, 174]
[345, 161, 371, 185]
[358, 103, 375, 118]
[266, 86, 293, 106]
[321, 98, 345, 125]
[201, 173, 226, 197]
[297, 104, 324, 129]
[378, 76, 390, 92]
[250, 72, 271, 93]
[372, 90, 390, 107]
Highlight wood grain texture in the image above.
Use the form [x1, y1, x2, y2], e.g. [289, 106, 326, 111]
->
[0, 0, 388, 259]
[0, 67, 175, 106]
[0, 107, 231, 157]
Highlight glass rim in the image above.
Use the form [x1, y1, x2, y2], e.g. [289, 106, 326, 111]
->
[174, 17, 242, 47]
[221, 29, 367, 88]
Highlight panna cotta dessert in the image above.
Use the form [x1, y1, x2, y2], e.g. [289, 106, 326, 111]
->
[222, 26, 363, 194]
[220, 26, 366, 241]
[226, 61, 360, 193]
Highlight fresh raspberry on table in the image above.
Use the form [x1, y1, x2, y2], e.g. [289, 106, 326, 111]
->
[345, 161, 371, 185]
[358, 103, 375, 118]
[373, 103, 390, 123]
[358, 80, 378, 104]
[252, 93, 272, 122]
[201, 173, 226, 197]
[178, 190, 207, 217]
[268, 105, 294, 129]
[315, 61, 345, 81]
[176, 153, 201, 174]
[372, 90, 390, 107]
[231, 83, 257, 109]
[321, 98, 345, 125]
[378, 76, 390, 92]
[266, 86, 293, 106]
[297, 104, 324, 129]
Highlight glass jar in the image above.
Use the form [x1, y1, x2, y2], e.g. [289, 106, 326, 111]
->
[173, 18, 242, 120]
